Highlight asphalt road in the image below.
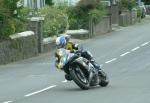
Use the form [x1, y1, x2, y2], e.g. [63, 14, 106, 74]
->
[0, 18, 150, 103]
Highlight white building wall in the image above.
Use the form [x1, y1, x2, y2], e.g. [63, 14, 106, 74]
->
[53, 0, 80, 6]
[23, 0, 45, 9]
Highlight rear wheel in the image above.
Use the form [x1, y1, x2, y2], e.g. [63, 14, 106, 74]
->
[70, 66, 90, 90]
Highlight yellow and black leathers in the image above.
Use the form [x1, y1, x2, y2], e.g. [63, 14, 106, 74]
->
[64, 42, 78, 51]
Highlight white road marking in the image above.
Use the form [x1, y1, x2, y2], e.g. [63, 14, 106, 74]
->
[25, 85, 56, 97]
[3, 101, 13, 103]
[62, 80, 68, 83]
[27, 74, 47, 78]
[105, 58, 117, 64]
[141, 42, 149, 46]
[120, 52, 130, 57]
[131, 47, 140, 51]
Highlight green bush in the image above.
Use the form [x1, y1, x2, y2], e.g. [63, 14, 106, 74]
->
[67, 0, 106, 30]
[13, 19, 26, 32]
[0, 19, 15, 38]
[77, 0, 99, 9]
[19, 7, 32, 20]
[136, 7, 142, 18]
[39, 6, 69, 37]
[67, 6, 90, 29]
[89, 3, 106, 23]
[0, 18, 26, 39]
[119, 0, 136, 11]
[0, 0, 27, 39]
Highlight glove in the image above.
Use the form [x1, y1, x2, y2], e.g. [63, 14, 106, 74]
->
[55, 62, 63, 70]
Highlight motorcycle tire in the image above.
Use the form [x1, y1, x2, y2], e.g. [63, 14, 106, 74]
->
[70, 67, 90, 90]
[99, 71, 109, 87]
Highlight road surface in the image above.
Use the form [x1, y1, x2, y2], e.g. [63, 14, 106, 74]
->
[0, 18, 150, 103]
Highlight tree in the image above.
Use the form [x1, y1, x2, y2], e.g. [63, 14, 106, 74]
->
[77, 0, 99, 9]
[45, 0, 54, 6]
[142, 0, 150, 5]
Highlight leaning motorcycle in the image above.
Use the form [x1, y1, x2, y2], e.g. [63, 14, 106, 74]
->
[55, 48, 109, 90]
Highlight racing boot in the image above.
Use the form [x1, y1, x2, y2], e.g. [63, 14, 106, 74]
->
[90, 60, 105, 78]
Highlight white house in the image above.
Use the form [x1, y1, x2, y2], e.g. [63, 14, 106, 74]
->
[102, 0, 119, 5]
[52, 0, 80, 6]
[22, 0, 45, 9]
[22, 0, 80, 8]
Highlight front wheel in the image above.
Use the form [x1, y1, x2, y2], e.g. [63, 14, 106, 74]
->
[99, 70, 109, 87]
[69, 66, 90, 90]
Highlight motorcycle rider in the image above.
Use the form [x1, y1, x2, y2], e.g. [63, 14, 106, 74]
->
[55, 35, 105, 81]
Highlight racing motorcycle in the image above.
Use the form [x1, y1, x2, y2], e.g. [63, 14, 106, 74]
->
[55, 48, 109, 90]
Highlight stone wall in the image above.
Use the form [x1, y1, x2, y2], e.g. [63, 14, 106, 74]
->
[0, 31, 38, 65]
[119, 13, 127, 26]
[66, 29, 89, 39]
[111, 5, 119, 25]
[119, 10, 137, 27]
[92, 16, 111, 36]
[43, 37, 56, 53]
[27, 17, 44, 53]
[130, 9, 137, 24]
[145, 5, 150, 15]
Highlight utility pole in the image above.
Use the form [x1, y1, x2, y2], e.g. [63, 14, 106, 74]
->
[110, 0, 112, 25]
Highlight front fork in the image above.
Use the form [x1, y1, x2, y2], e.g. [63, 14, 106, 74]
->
[88, 63, 100, 85]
